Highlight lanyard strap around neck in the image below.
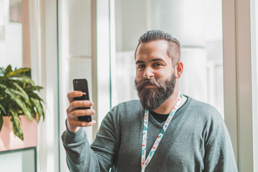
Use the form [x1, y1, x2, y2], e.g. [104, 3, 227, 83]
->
[141, 94, 183, 172]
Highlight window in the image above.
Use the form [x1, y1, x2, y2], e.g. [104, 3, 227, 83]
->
[111, 0, 224, 117]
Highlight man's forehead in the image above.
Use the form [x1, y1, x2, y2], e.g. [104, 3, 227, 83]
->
[137, 40, 169, 51]
[135, 40, 170, 61]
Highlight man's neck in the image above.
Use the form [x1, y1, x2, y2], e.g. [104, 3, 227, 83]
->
[153, 86, 186, 114]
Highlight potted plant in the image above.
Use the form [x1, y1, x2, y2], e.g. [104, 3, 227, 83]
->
[0, 65, 45, 141]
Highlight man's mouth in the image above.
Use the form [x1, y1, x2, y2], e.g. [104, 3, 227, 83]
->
[145, 84, 156, 88]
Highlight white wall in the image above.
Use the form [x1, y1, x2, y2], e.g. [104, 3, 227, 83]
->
[0, 0, 22, 68]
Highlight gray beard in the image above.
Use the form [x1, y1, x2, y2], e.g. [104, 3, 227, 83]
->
[135, 74, 176, 111]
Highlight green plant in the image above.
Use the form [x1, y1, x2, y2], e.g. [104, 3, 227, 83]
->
[0, 65, 45, 140]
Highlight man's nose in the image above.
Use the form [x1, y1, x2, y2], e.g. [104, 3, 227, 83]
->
[143, 67, 154, 79]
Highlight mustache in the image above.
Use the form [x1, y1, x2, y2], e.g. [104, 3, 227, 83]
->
[135, 77, 167, 93]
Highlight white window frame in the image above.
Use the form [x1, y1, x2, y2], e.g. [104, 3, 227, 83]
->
[37, 0, 59, 172]
[222, 0, 257, 171]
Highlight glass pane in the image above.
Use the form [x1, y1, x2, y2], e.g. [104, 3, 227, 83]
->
[58, 0, 92, 172]
[0, 0, 22, 68]
[0, 148, 35, 172]
[112, 0, 224, 117]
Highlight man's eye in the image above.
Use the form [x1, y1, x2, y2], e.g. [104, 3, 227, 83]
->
[154, 63, 163, 67]
[137, 65, 145, 69]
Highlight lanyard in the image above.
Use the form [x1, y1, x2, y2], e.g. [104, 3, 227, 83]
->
[141, 94, 183, 172]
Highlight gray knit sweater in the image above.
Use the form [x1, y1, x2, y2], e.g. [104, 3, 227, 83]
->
[61, 97, 238, 172]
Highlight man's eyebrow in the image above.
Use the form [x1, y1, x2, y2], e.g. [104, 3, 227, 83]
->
[135, 60, 145, 64]
[135, 58, 165, 64]
[150, 58, 165, 62]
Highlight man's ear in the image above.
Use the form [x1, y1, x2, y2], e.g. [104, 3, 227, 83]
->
[175, 62, 183, 79]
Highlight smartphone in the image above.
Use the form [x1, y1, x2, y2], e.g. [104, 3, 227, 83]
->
[73, 78, 92, 122]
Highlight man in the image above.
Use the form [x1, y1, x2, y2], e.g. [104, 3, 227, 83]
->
[62, 30, 238, 172]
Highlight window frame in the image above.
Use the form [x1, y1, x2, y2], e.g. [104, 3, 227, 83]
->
[222, 0, 257, 171]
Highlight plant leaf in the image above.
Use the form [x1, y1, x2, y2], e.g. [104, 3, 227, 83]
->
[9, 89, 31, 106]
[0, 76, 8, 83]
[5, 89, 33, 121]
[8, 76, 35, 85]
[0, 103, 6, 114]
[0, 67, 5, 76]
[27, 104, 36, 118]
[27, 92, 44, 102]
[31, 98, 44, 122]
[12, 83, 29, 101]
[40, 102, 45, 120]
[10, 108, 24, 140]
[34, 86, 43, 90]
[9, 89, 26, 99]
[5, 65, 12, 76]
[24, 85, 43, 91]
[0, 84, 6, 89]
[7, 68, 31, 77]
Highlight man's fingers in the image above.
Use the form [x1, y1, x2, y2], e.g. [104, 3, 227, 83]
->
[66, 91, 96, 132]
[67, 91, 85, 103]
[70, 109, 95, 117]
[69, 120, 96, 127]
[67, 101, 94, 113]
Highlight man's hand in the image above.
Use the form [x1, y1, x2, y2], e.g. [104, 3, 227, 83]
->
[66, 91, 96, 133]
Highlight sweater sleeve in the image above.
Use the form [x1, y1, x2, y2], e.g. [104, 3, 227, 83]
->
[61, 110, 119, 172]
[204, 122, 238, 172]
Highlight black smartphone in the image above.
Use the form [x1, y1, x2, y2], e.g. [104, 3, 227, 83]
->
[73, 78, 92, 122]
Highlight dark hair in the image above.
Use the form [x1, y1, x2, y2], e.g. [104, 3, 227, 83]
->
[135, 30, 181, 66]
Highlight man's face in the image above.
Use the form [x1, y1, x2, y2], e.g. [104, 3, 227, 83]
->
[134, 40, 177, 111]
